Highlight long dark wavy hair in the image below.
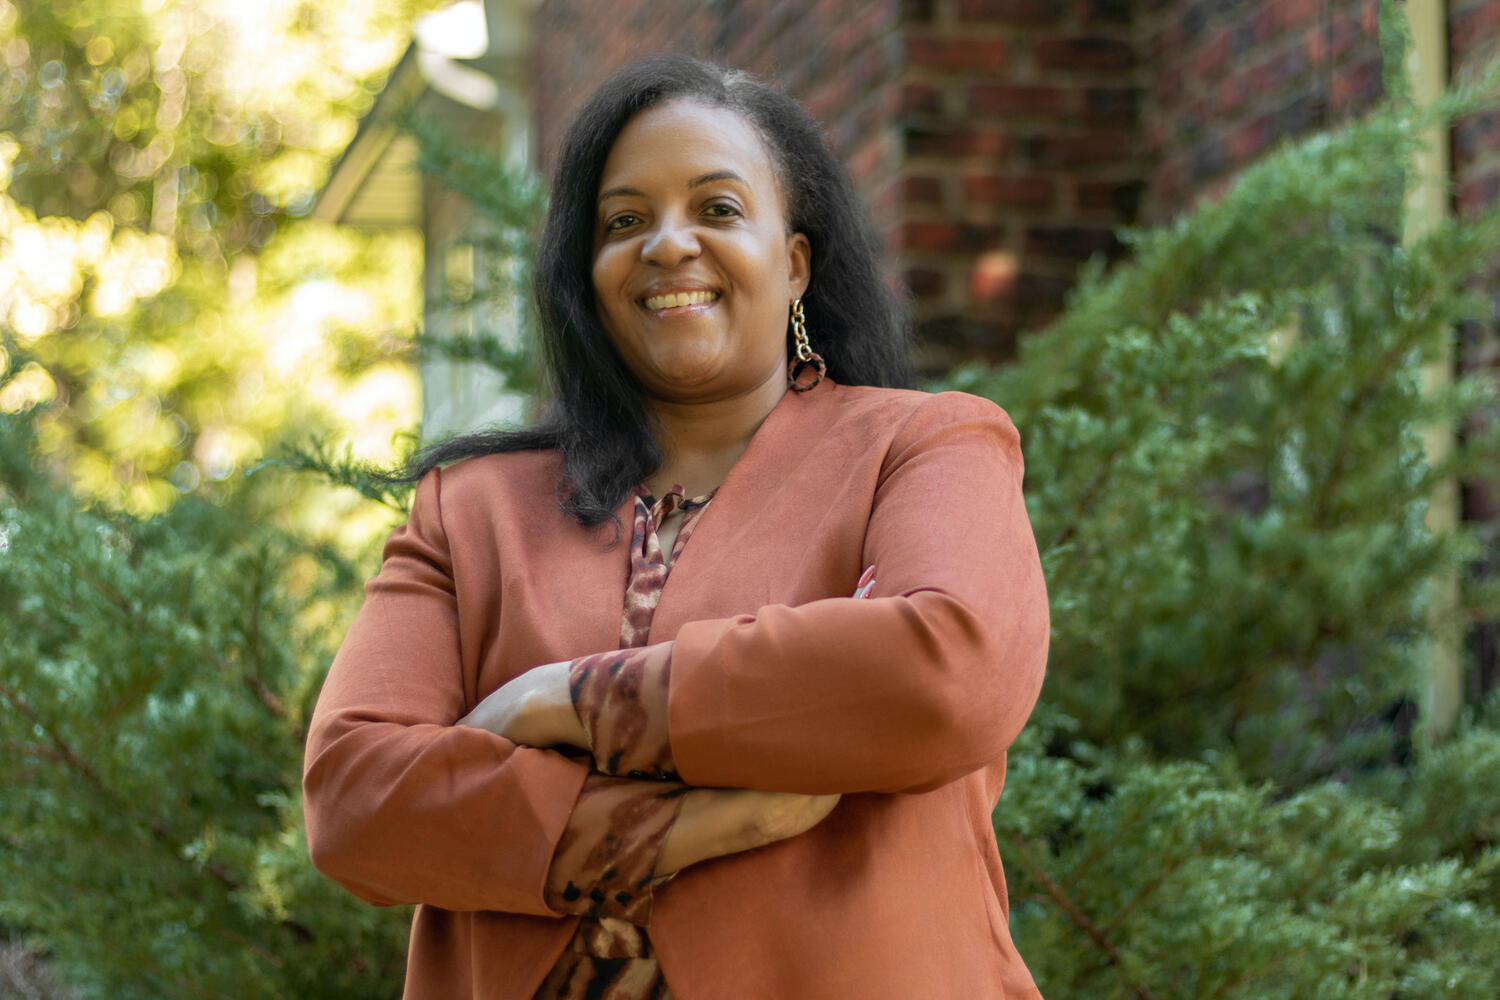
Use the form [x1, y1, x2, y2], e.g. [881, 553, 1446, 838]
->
[406, 54, 912, 525]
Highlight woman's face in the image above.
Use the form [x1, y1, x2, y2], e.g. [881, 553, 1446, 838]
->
[591, 98, 811, 403]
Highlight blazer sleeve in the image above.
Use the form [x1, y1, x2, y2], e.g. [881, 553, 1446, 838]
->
[301, 467, 588, 914]
[667, 392, 1050, 795]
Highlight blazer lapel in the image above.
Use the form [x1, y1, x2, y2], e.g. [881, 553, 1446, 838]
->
[650, 380, 843, 641]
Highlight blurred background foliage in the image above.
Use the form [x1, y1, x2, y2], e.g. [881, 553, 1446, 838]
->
[3, 0, 1500, 997]
[0, 0, 434, 530]
[1, 0, 442, 994]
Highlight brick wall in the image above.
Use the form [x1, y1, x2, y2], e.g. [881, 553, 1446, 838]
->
[1449, 0, 1500, 697]
[1451, 0, 1500, 233]
[1136, 0, 1385, 224]
[530, 0, 904, 212]
[893, 0, 1140, 366]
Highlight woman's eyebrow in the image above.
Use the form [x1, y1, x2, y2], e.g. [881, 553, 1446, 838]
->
[597, 170, 750, 204]
[687, 170, 748, 189]
[598, 185, 645, 202]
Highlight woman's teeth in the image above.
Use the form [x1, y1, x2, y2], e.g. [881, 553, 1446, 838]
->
[644, 290, 719, 310]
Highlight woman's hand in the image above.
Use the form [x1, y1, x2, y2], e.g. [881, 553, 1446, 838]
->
[458, 661, 590, 750]
[654, 788, 841, 877]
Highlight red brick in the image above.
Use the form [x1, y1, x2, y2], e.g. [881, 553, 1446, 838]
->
[1249, 46, 1308, 94]
[902, 82, 943, 115]
[1327, 11, 1374, 60]
[1451, 3, 1500, 54]
[1192, 30, 1230, 79]
[1022, 131, 1134, 167]
[898, 221, 961, 251]
[1143, 25, 1176, 61]
[963, 174, 1056, 208]
[968, 84, 1073, 116]
[1035, 36, 1134, 72]
[905, 124, 1007, 157]
[1227, 114, 1274, 161]
[907, 37, 1011, 72]
[1214, 75, 1251, 117]
[1276, 0, 1319, 30]
[956, 0, 1063, 23]
[1331, 58, 1383, 113]
[1458, 172, 1500, 217]
[902, 174, 946, 205]
[1251, 5, 1277, 43]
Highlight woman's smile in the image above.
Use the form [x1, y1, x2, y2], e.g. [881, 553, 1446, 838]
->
[640, 288, 721, 312]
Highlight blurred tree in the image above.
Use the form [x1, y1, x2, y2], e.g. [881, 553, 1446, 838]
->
[0, 0, 435, 516]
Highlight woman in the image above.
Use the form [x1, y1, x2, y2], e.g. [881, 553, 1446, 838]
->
[303, 55, 1049, 999]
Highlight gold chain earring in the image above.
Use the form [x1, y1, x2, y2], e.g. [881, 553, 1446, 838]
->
[788, 298, 826, 392]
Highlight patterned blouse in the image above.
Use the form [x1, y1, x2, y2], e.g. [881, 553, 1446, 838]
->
[531, 485, 714, 1000]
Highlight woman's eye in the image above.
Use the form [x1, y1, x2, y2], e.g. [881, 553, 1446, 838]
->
[605, 214, 641, 232]
[704, 202, 740, 219]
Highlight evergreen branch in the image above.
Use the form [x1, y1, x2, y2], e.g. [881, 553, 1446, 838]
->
[0, 682, 104, 788]
[399, 112, 546, 231]
[1004, 830, 1162, 1000]
[249, 440, 412, 513]
[246, 674, 288, 723]
[2, 687, 248, 898]
[417, 327, 540, 390]
[1101, 847, 1205, 936]
[1307, 333, 1414, 527]
[1059, 797, 1155, 892]
[3, 741, 76, 769]
[1047, 436, 1125, 557]
[1205, 944, 1312, 1000]
[95, 934, 235, 1000]
[240, 549, 289, 725]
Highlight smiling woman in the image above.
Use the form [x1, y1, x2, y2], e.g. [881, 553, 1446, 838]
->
[302, 55, 1051, 1000]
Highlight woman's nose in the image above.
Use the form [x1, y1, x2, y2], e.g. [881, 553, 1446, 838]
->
[642, 217, 700, 266]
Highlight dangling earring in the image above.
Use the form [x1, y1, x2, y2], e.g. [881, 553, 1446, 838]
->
[787, 297, 825, 392]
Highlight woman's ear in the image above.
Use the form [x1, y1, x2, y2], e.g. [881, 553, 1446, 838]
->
[787, 232, 811, 300]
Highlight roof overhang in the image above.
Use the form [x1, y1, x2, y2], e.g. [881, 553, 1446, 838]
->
[312, 0, 536, 228]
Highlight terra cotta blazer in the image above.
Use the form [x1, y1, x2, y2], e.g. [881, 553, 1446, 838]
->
[303, 379, 1050, 999]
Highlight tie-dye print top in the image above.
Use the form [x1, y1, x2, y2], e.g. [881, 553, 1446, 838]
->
[531, 485, 713, 1000]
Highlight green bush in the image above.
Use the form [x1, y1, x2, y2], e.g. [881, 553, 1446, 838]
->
[0, 403, 409, 998]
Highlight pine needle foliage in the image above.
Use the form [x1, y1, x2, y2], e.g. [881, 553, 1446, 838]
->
[0, 401, 410, 999]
